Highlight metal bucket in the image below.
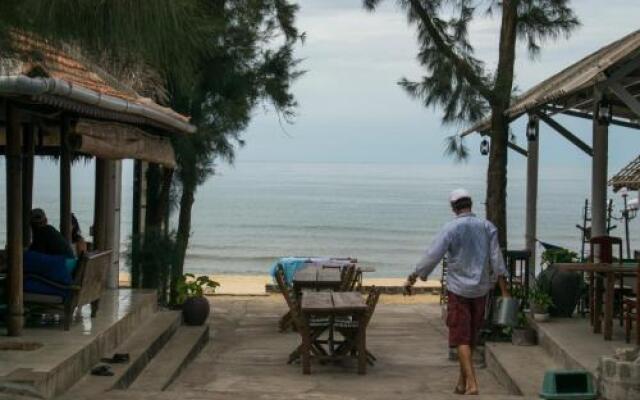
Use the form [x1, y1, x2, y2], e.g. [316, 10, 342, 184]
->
[492, 297, 520, 327]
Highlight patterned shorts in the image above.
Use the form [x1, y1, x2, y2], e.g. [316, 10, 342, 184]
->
[446, 292, 487, 347]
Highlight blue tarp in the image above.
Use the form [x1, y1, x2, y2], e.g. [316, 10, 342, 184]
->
[23, 251, 76, 300]
[269, 257, 309, 286]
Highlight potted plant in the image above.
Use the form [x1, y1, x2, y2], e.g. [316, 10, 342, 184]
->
[175, 273, 220, 326]
[529, 283, 554, 322]
[509, 311, 537, 346]
[507, 285, 537, 346]
[538, 248, 582, 317]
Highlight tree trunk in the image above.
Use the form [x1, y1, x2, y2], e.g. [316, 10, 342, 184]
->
[171, 181, 195, 305]
[140, 163, 174, 302]
[487, 108, 509, 249]
[486, 0, 518, 249]
[157, 167, 174, 304]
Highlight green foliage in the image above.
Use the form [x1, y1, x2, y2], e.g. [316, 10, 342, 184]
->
[0, 0, 205, 93]
[171, 1, 303, 294]
[529, 284, 553, 313]
[444, 134, 469, 163]
[363, 0, 579, 154]
[541, 248, 579, 268]
[175, 273, 220, 304]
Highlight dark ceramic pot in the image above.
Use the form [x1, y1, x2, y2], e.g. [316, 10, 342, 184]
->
[538, 266, 581, 317]
[182, 296, 210, 326]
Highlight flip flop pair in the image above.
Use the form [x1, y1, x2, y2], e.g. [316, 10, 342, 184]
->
[100, 353, 130, 364]
[90, 365, 114, 377]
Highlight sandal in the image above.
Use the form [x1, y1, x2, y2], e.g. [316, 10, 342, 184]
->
[90, 365, 114, 376]
[101, 353, 130, 364]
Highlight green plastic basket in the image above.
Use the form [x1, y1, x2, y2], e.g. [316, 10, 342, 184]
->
[539, 370, 598, 400]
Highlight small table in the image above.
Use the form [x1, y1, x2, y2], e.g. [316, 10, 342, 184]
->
[278, 267, 343, 332]
[555, 263, 640, 344]
[293, 267, 342, 293]
[299, 291, 368, 374]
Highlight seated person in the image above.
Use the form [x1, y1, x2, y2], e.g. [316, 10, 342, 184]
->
[29, 208, 74, 258]
[71, 213, 88, 256]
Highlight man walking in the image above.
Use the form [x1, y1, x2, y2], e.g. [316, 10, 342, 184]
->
[404, 189, 510, 395]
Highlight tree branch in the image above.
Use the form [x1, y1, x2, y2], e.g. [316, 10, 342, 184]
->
[408, 0, 494, 102]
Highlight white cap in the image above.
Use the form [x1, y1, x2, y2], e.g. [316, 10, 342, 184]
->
[449, 188, 471, 203]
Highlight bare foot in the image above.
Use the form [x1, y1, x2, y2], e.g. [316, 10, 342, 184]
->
[454, 385, 465, 395]
[464, 389, 479, 395]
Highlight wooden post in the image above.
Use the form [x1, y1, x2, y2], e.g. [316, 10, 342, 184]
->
[94, 158, 117, 288]
[106, 160, 122, 289]
[6, 102, 24, 336]
[60, 116, 72, 243]
[525, 116, 539, 284]
[131, 160, 143, 288]
[591, 88, 609, 238]
[94, 158, 108, 251]
[22, 124, 35, 247]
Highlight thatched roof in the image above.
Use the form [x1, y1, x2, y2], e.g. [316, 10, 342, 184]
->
[610, 155, 640, 192]
[0, 31, 195, 135]
[461, 29, 640, 137]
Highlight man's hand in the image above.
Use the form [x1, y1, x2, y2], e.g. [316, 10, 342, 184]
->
[497, 276, 511, 298]
[404, 273, 418, 296]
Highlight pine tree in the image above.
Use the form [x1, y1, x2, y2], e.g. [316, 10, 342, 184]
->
[364, 0, 579, 247]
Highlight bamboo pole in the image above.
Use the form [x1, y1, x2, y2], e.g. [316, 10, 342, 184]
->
[22, 124, 35, 247]
[60, 116, 72, 243]
[6, 102, 24, 336]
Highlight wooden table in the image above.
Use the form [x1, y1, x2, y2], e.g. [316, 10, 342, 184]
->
[293, 267, 342, 293]
[555, 263, 640, 344]
[299, 291, 368, 374]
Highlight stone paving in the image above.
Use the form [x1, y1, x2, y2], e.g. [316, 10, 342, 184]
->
[162, 295, 516, 400]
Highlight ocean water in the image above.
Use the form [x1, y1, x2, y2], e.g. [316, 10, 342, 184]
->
[0, 160, 638, 278]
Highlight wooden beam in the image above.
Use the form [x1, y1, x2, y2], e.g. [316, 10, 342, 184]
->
[536, 112, 593, 157]
[608, 80, 640, 119]
[507, 141, 528, 157]
[554, 108, 640, 130]
[22, 124, 35, 247]
[6, 102, 24, 336]
[60, 115, 72, 243]
[607, 55, 640, 82]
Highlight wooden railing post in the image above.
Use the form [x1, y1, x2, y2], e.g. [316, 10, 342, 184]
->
[6, 102, 24, 336]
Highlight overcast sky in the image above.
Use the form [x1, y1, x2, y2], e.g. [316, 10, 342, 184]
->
[235, 0, 640, 171]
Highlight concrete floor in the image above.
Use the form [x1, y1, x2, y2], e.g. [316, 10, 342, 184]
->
[0, 289, 157, 376]
[166, 295, 516, 400]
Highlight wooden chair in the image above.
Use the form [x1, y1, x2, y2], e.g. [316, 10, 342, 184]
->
[624, 296, 637, 344]
[334, 286, 381, 365]
[275, 266, 330, 370]
[24, 250, 111, 330]
[339, 264, 358, 292]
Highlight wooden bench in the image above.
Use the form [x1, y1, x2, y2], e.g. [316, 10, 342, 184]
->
[24, 250, 112, 330]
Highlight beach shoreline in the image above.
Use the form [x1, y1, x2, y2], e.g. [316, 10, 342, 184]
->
[118, 272, 441, 296]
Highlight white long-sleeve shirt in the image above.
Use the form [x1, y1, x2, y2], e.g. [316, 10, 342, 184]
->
[415, 212, 507, 298]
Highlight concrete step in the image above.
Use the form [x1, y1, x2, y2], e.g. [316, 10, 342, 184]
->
[61, 311, 181, 399]
[129, 325, 209, 391]
[91, 389, 532, 400]
[529, 317, 623, 374]
[485, 342, 561, 397]
[0, 289, 157, 400]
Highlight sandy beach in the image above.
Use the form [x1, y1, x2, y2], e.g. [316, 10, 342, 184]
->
[119, 272, 441, 297]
